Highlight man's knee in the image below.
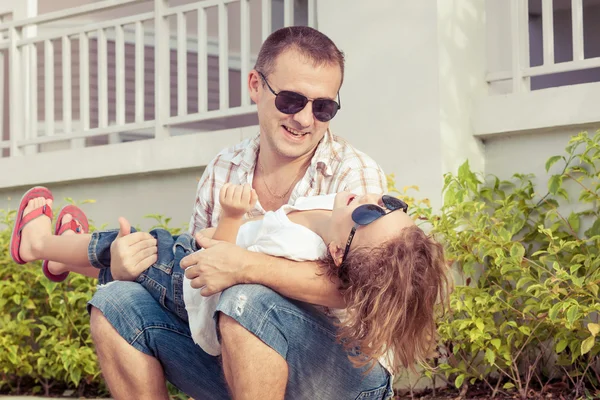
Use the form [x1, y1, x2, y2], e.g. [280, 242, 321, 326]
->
[89, 306, 111, 345]
[217, 284, 293, 359]
[217, 285, 278, 340]
[219, 284, 283, 317]
[218, 313, 244, 341]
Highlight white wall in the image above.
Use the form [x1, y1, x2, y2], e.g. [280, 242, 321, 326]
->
[317, 0, 486, 208]
[437, 0, 486, 184]
[317, 0, 443, 206]
[0, 168, 203, 231]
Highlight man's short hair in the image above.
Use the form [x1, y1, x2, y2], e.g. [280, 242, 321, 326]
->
[254, 26, 345, 87]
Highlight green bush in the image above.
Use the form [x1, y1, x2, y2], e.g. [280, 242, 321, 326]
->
[0, 207, 101, 396]
[0, 207, 187, 398]
[390, 131, 599, 399]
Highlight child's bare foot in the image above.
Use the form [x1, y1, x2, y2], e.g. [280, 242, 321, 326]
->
[46, 213, 83, 276]
[18, 197, 54, 262]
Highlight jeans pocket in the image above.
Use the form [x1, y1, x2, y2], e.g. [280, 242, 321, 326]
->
[137, 274, 167, 310]
[355, 382, 389, 400]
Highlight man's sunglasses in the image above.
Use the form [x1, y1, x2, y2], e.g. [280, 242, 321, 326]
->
[258, 71, 341, 122]
[341, 195, 409, 264]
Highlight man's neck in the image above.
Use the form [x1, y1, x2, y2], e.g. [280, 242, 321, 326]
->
[257, 150, 313, 177]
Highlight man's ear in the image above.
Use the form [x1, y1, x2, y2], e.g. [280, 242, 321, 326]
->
[248, 70, 261, 102]
[328, 242, 345, 267]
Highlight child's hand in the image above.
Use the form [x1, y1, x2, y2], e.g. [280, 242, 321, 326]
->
[219, 183, 258, 219]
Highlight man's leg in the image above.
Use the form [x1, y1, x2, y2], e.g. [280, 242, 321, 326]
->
[90, 307, 170, 400]
[88, 281, 230, 400]
[219, 314, 288, 400]
[216, 284, 394, 400]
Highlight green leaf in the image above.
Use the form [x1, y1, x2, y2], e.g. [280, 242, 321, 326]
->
[70, 368, 82, 386]
[585, 218, 600, 238]
[570, 264, 583, 274]
[518, 326, 531, 336]
[516, 277, 532, 290]
[510, 243, 525, 260]
[549, 303, 562, 320]
[566, 304, 579, 326]
[491, 339, 501, 350]
[503, 382, 515, 389]
[548, 175, 562, 195]
[545, 155, 563, 172]
[589, 323, 600, 337]
[582, 336, 596, 355]
[485, 348, 495, 365]
[567, 212, 579, 233]
[475, 319, 485, 332]
[556, 339, 569, 353]
[455, 374, 465, 388]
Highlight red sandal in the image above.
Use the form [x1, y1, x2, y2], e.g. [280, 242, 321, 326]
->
[10, 187, 54, 265]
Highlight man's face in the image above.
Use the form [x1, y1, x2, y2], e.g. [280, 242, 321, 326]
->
[250, 49, 342, 162]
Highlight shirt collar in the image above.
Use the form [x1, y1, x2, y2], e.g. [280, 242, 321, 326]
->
[233, 133, 260, 183]
[234, 130, 335, 179]
[311, 129, 335, 177]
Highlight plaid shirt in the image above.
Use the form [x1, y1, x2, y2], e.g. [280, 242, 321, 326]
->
[188, 130, 386, 234]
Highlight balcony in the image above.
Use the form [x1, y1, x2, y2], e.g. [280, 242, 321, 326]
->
[474, 0, 600, 137]
[0, 0, 315, 188]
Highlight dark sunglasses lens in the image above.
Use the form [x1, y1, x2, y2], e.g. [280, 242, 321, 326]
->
[275, 91, 308, 114]
[382, 195, 408, 212]
[352, 204, 386, 225]
[313, 100, 339, 122]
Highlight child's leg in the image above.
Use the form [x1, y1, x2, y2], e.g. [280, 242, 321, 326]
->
[47, 213, 99, 279]
[131, 230, 195, 322]
[19, 197, 188, 319]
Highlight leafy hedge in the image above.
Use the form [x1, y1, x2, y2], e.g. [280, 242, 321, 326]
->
[1, 131, 599, 399]
[0, 208, 100, 396]
[390, 130, 600, 399]
[0, 211, 185, 398]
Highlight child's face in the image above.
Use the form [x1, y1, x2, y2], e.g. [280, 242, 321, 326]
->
[328, 192, 415, 265]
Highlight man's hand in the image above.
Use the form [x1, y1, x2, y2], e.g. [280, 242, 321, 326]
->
[219, 183, 258, 219]
[110, 217, 158, 280]
[181, 234, 249, 296]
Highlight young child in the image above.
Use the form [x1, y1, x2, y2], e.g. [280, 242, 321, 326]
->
[11, 184, 450, 374]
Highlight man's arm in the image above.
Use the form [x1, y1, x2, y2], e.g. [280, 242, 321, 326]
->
[242, 251, 345, 308]
[181, 237, 345, 308]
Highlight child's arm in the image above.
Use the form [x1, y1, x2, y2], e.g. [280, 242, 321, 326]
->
[213, 183, 258, 243]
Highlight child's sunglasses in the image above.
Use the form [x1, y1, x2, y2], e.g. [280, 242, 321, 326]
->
[341, 195, 409, 264]
[258, 71, 341, 122]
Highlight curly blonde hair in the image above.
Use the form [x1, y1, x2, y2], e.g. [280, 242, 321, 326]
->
[320, 225, 451, 374]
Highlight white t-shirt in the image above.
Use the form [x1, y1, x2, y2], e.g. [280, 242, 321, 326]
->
[182, 194, 394, 375]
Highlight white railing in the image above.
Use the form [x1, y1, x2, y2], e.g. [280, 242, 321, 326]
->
[487, 0, 600, 93]
[0, 0, 317, 158]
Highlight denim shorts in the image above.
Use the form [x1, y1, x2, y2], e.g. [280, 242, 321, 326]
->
[87, 231, 394, 399]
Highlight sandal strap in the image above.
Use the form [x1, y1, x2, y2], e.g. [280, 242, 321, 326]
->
[19, 205, 52, 233]
[57, 219, 82, 235]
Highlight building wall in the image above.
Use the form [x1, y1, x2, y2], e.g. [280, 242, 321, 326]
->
[0, 167, 203, 231]
[317, 0, 444, 206]
[318, 0, 487, 209]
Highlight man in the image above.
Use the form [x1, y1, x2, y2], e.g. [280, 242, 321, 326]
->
[87, 26, 392, 400]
